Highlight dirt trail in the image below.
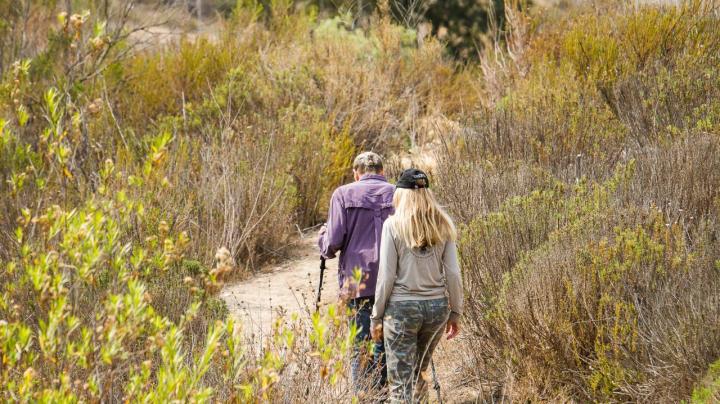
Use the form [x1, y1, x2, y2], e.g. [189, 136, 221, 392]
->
[219, 231, 339, 338]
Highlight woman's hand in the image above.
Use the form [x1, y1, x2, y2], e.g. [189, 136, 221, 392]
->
[445, 318, 461, 340]
[371, 323, 383, 343]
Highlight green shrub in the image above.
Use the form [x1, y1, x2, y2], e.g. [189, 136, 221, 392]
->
[433, 1, 720, 400]
[693, 359, 720, 403]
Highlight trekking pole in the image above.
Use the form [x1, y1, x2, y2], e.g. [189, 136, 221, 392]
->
[431, 359, 442, 404]
[315, 257, 326, 312]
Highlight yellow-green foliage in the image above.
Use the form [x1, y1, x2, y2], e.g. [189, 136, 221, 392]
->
[1, 127, 224, 401]
[450, 147, 720, 400]
[0, 109, 361, 400]
[477, 0, 720, 173]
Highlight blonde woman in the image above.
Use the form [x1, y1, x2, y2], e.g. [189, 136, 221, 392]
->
[371, 169, 463, 403]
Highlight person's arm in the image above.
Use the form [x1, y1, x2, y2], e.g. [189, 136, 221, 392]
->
[318, 190, 346, 259]
[371, 223, 398, 337]
[443, 240, 464, 339]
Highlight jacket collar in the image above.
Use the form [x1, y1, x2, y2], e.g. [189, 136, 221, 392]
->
[359, 173, 387, 182]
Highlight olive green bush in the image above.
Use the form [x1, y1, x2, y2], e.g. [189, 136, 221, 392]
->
[434, 1, 720, 401]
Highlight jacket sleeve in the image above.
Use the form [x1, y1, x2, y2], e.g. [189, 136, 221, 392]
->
[371, 223, 398, 328]
[318, 189, 346, 259]
[443, 240, 464, 322]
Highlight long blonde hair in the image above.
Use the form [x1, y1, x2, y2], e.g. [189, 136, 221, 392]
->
[390, 188, 457, 249]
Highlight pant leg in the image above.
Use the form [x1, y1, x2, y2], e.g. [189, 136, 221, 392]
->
[413, 298, 450, 403]
[349, 298, 372, 391]
[360, 300, 387, 390]
[383, 301, 423, 403]
[373, 338, 387, 388]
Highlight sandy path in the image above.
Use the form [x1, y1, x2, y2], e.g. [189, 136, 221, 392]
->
[219, 231, 339, 338]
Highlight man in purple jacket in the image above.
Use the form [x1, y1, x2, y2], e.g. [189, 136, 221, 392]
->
[319, 151, 395, 391]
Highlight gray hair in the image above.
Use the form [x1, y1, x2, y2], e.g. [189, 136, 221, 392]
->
[353, 151, 383, 174]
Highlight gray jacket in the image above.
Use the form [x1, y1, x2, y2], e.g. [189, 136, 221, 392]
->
[371, 220, 464, 328]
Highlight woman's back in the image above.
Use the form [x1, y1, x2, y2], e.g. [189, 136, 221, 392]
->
[373, 218, 463, 323]
[387, 221, 447, 300]
[370, 168, 464, 403]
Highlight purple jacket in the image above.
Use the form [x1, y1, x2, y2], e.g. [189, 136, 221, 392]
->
[318, 174, 395, 299]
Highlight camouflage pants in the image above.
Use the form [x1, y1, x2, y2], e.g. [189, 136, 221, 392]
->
[383, 298, 449, 403]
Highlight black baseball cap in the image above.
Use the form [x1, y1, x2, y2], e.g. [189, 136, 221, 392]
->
[396, 168, 430, 189]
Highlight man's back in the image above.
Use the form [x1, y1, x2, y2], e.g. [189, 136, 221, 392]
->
[319, 173, 395, 298]
[319, 151, 392, 390]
